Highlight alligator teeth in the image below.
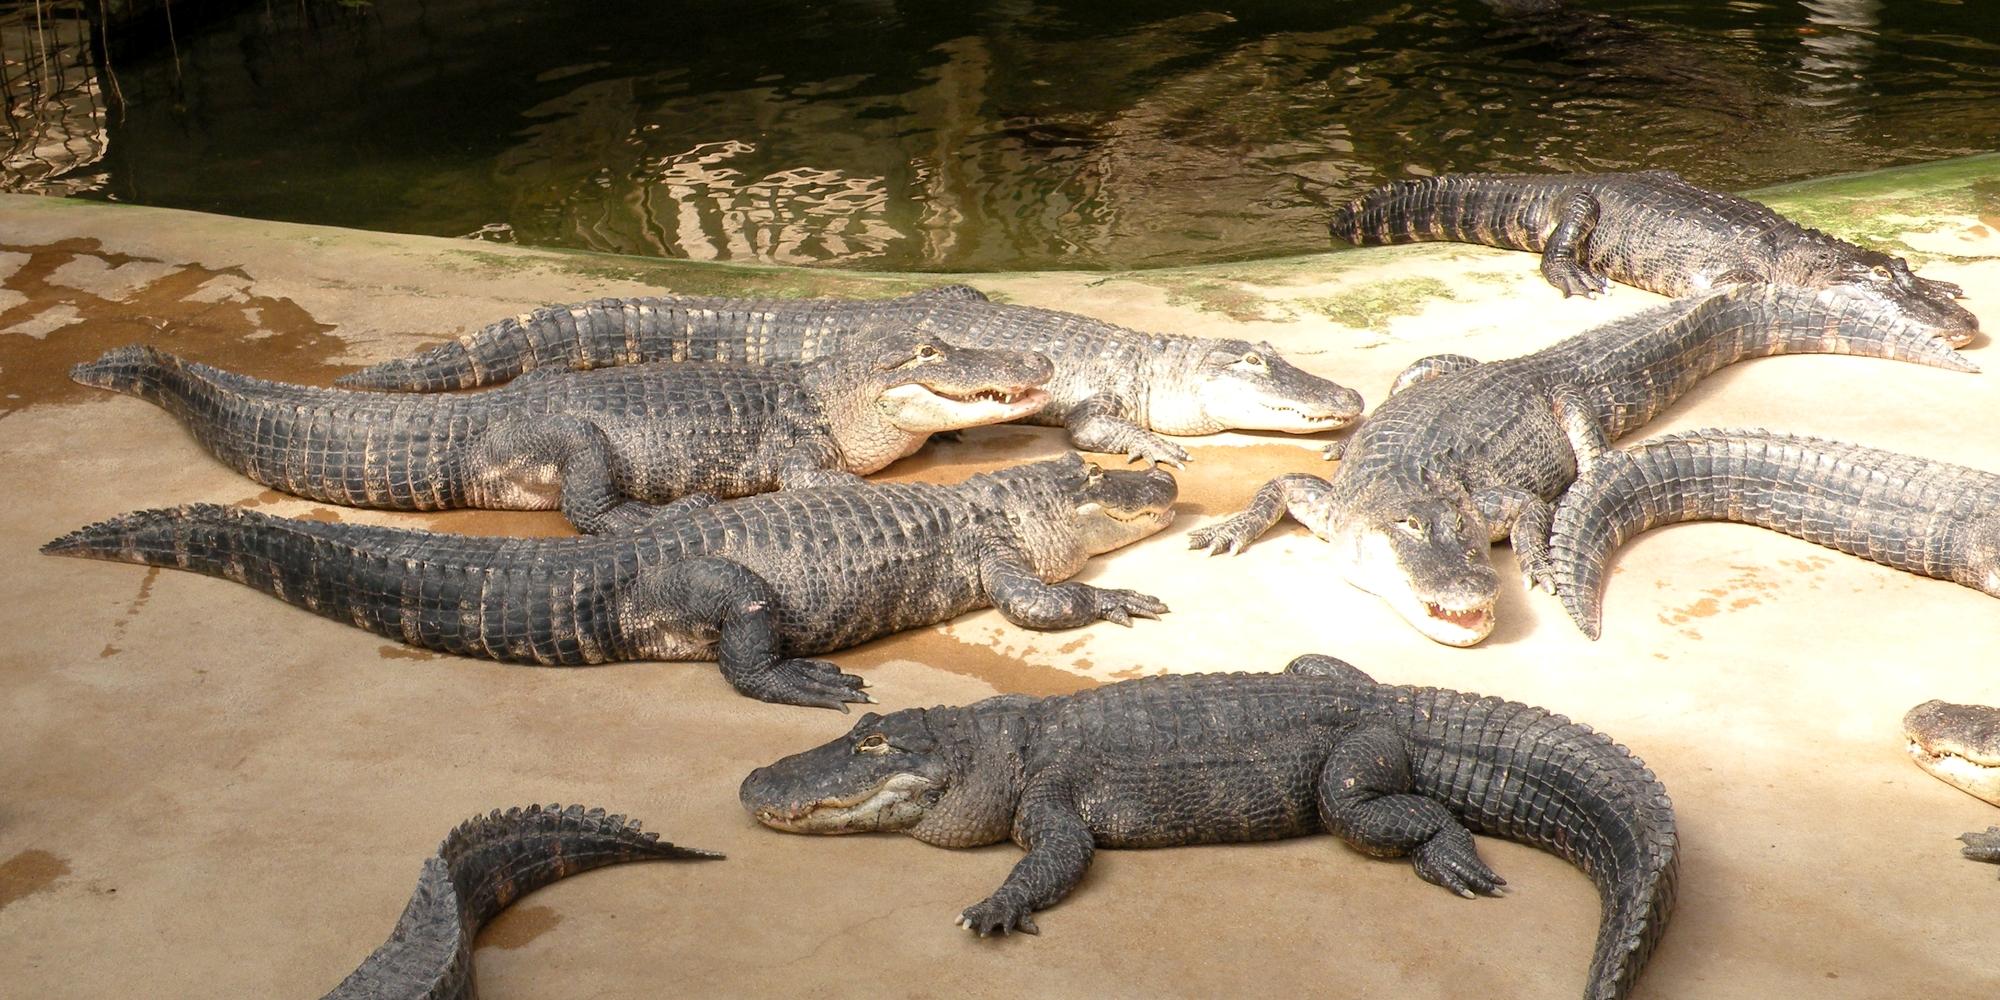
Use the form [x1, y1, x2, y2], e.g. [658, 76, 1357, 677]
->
[1425, 602, 1489, 629]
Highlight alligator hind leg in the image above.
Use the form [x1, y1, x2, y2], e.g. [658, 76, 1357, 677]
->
[1540, 190, 1610, 298]
[1962, 827, 2000, 872]
[1064, 396, 1189, 467]
[1188, 473, 1334, 555]
[462, 414, 661, 534]
[623, 558, 871, 710]
[1318, 722, 1507, 899]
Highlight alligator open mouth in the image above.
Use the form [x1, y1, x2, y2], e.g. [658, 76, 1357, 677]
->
[928, 385, 1050, 407]
[1425, 601, 1491, 631]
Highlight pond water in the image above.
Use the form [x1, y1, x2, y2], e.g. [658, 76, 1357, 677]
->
[61, 0, 2000, 271]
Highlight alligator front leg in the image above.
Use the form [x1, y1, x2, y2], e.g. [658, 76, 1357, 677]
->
[961, 769, 1094, 936]
[1472, 484, 1556, 592]
[1064, 396, 1189, 467]
[607, 493, 720, 534]
[625, 558, 872, 710]
[1318, 722, 1507, 899]
[776, 446, 866, 491]
[1540, 189, 1611, 298]
[1188, 473, 1333, 556]
[980, 542, 1167, 629]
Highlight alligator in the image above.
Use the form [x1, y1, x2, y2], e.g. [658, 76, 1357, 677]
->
[43, 454, 1176, 708]
[324, 804, 719, 999]
[1901, 702, 2000, 877]
[1542, 429, 2000, 639]
[332, 284, 1365, 466]
[71, 336, 1051, 534]
[740, 654, 1678, 1000]
[1187, 283, 1977, 646]
[1327, 170, 1977, 344]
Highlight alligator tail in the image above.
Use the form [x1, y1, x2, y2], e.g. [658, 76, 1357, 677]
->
[1405, 688, 1679, 1000]
[335, 285, 986, 393]
[322, 804, 721, 999]
[1547, 429, 1997, 639]
[69, 343, 183, 399]
[1328, 174, 1556, 252]
[42, 505, 620, 665]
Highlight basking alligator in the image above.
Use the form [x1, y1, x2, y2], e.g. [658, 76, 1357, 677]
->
[334, 284, 1365, 465]
[1544, 429, 2000, 639]
[44, 455, 1176, 708]
[741, 655, 1679, 1000]
[72, 337, 1051, 534]
[1187, 283, 1976, 645]
[1328, 170, 1977, 343]
[324, 804, 719, 999]
[1901, 702, 2000, 877]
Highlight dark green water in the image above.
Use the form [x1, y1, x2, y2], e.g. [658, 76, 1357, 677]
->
[66, 0, 2000, 271]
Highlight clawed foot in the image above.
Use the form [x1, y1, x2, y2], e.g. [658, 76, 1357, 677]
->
[1961, 826, 2000, 869]
[959, 893, 1040, 936]
[1321, 438, 1347, 462]
[1188, 515, 1267, 556]
[1517, 550, 1558, 595]
[1413, 825, 1508, 899]
[1549, 267, 1611, 299]
[1088, 588, 1169, 626]
[735, 657, 874, 711]
[1117, 432, 1189, 469]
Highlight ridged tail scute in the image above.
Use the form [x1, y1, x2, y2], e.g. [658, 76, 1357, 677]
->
[335, 312, 543, 392]
[322, 804, 721, 1000]
[70, 343, 185, 399]
[1411, 689, 1679, 1000]
[1328, 175, 1548, 252]
[1548, 429, 1995, 638]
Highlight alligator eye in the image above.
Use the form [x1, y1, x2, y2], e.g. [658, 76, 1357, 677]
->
[917, 344, 941, 359]
[1872, 265, 1892, 279]
[1084, 462, 1106, 482]
[855, 734, 891, 754]
[1243, 352, 1265, 367]
[1397, 515, 1426, 538]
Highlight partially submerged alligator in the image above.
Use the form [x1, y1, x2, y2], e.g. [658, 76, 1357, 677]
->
[334, 284, 1365, 465]
[44, 455, 1175, 708]
[1544, 429, 2000, 639]
[72, 337, 1051, 534]
[1328, 170, 1977, 343]
[741, 655, 1678, 1000]
[324, 804, 719, 999]
[1188, 283, 1976, 645]
[1901, 701, 2000, 877]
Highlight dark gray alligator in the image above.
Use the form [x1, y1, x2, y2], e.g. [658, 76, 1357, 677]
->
[333, 284, 1365, 465]
[1328, 170, 1977, 344]
[43, 455, 1176, 708]
[1187, 283, 1976, 646]
[1901, 702, 2000, 877]
[324, 804, 719, 999]
[1903, 701, 2000, 809]
[72, 336, 1051, 534]
[1543, 429, 2000, 639]
[740, 655, 1678, 1000]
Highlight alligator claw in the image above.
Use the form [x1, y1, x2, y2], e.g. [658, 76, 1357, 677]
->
[1412, 825, 1508, 899]
[1961, 826, 2000, 867]
[737, 657, 874, 711]
[959, 894, 1040, 937]
[1095, 589, 1168, 626]
[1187, 519, 1259, 556]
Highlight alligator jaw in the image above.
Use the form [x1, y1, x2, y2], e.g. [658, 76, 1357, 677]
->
[1416, 599, 1497, 647]
[751, 772, 936, 834]
[1902, 700, 2000, 806]
[880, 382, 1052, 430]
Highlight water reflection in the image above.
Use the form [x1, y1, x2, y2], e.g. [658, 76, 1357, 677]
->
[36, 0, 2000, 271]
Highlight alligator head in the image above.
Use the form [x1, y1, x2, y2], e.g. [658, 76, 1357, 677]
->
[1151, 338, 1364, 436]
[1326, 473, 1500, 646]
[1795, 243, 1979, 348]
[811, 335, 1053, 471]
[1903, 700, 2000, 807]
[741, 704, 1024, 848]
[1069, 455, 1180, 554]
[971, 452, 1179, 578]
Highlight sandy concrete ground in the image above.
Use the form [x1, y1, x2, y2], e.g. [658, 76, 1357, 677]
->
[2, 156, 1998, 999]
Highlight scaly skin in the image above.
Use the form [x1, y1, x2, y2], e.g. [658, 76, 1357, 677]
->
[1188, 283, 1977, 646]
[1543, 429, 2000, 639]
[740, 656, 1678, 1000]
[1329, 170, 1977, 344]
[333, 284, 1365, 466]
[70, 336, 1052, 534]
[42, 455, 1177, 708]
[323, 804, 720, 999]
[1902, 700, 2000, 809]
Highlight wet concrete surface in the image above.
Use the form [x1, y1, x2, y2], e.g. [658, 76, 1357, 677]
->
[2, 158, 1999, 998]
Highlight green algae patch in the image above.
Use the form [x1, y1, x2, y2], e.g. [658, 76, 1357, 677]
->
[439, 246, 939, 300]
[1298, 277, 1457, 330]
[1156, 278, 1286, 322]
[1755, 154, 2000, 257]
